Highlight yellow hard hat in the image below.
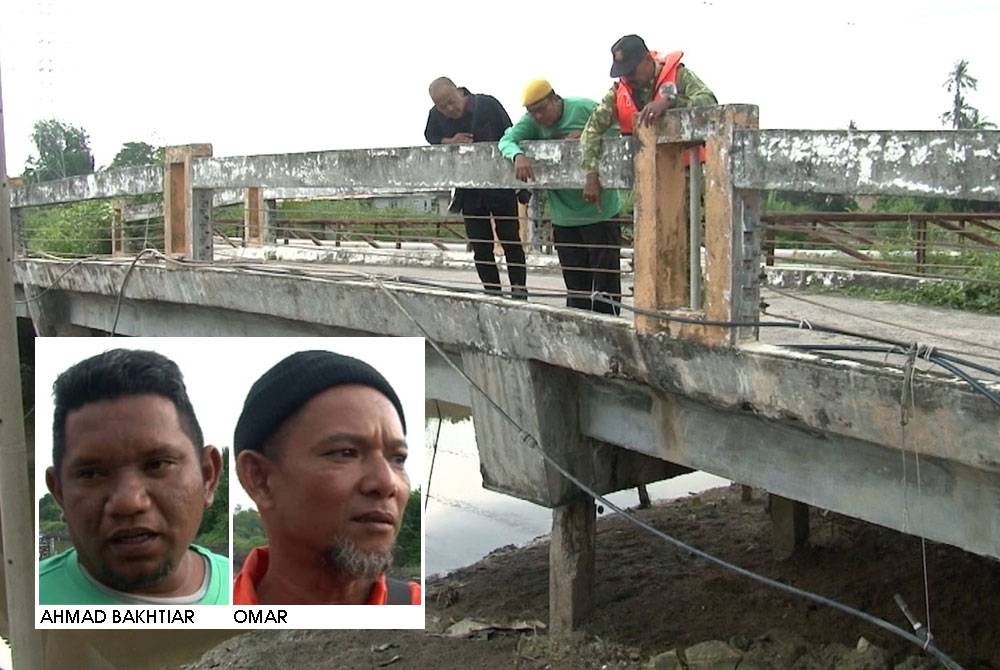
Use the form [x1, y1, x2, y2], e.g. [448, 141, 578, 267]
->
[522, 78, 554, 106]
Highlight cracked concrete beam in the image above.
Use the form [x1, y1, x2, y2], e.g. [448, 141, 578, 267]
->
[734, 129, 1000, 201]
[11, 165, 163, 208]
[190, 140, 635, 191]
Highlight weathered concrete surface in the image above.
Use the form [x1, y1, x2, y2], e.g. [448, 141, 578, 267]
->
[578, 376, 1000, 560]
[10, 165, 163, 208]
[190, 140, 634, 192]
[734, 130, 1000, 200]
[13, 260, 998, 470]
[12, 259, 1000, 559]
[461, 352, 686, 506]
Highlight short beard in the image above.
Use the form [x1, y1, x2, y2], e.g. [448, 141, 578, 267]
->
[95, 558, 174, 593]
[325, 539, 392, 581]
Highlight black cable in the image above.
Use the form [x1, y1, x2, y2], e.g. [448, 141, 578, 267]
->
[14, 255, 97, 305]
[780, 344, 1000, 407]
[425, 401, 443, 513]
[927, 355, 1000, 410]
[374, 279, 966, 670]
[109, 248, 160, 336]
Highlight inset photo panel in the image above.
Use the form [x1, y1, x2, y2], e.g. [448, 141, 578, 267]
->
[35, 337, 425, 630]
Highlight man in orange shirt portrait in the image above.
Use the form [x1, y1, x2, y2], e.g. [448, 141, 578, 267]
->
[232, 350, 420, 605]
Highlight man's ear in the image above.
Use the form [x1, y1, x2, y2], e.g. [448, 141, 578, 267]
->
[236, 450, 276, 512]
[45, 466, 64, 509]
[200, 445, 224, 507]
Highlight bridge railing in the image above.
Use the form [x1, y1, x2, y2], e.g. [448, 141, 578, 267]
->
[10, 105, 1000, 345]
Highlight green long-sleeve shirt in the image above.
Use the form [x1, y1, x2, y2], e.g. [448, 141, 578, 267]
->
[580, 63, 717, 173]
[498, 96, 620, 227]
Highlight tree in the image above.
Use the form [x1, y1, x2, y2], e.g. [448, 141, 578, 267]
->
[393, 488, 422, 571]
[941, 60, 994, 129]
[196, 447, 229, 555]
[110, 141, 163, 168]
[23, 119, 95, 183]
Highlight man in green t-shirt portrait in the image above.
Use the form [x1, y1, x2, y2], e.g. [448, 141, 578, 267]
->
[39, 348, 229, 605]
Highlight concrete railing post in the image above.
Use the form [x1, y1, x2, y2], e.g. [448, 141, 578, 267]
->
[702, 106, 760, 345]
[632, 123, 688, 335]
[264, 198, 278, 244]
[633, 106, 761, 344]
[243, 187, 266, 246]
[111, 199, 126, 256]
[10, 206, 24, 257]
[163, 144, 213, 260]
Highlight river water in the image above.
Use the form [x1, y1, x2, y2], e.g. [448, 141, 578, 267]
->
[423, 418, 729, 577]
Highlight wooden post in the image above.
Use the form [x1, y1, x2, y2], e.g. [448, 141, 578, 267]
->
[163, 144, 213, 259]
[702, 106, 761, 345]
[244, 187, 266, 246]
[769, 494, 809, 559]
[0, 69, 45, 670]
[549, 496, 595, 635]
[632, 124, 687, 334]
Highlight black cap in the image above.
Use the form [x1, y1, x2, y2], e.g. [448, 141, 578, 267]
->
[234, 350, 407, 455]
[610, 34, 649, 77]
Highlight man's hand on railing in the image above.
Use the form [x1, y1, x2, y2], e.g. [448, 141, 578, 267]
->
[514, 155, 535, 182]
[583, 172, 602, 203]
[443, 133, 474, 144]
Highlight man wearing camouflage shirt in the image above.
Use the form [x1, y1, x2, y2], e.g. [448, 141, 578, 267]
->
[580, 34, 717, 204]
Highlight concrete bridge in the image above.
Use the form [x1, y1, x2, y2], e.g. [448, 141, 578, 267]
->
[7, 105, 1000, 641]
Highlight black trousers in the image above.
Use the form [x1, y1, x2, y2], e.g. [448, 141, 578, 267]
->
[463, 195, 527, 296]
[553, 219, 622, 315]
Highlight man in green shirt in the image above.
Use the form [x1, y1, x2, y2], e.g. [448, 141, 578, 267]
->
[499, 79, 623, 315]
[580, 34, 718, 205]
[39, 349, 228, 605]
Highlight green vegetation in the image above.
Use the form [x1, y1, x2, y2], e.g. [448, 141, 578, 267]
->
[22, 201, 114, 256]
[232, 488, 423, 575]
[23, 119, 94, 184]
[195, 448, 229, 555]
[394, 488, 422, 572]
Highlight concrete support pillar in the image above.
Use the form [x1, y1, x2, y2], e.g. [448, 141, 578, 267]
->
[163, 144, 213, 260]
[769, 494, 809, 559]
[549, 496, 596, 636]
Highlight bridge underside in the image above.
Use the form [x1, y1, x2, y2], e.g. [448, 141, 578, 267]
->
[15, 259, 1000, 562]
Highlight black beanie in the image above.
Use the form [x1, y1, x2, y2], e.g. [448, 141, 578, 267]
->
[234, 350, 407, 455]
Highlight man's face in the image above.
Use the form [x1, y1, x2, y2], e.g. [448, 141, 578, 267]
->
[431, 85, 469, 120]
[527, 95, 561, 128]
[257, 385, 410, 567]
[46, 394, 217, 594]
[625, 56, 656, 88]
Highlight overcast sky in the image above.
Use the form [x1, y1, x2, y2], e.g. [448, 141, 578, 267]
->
[34, 337, 426, 512]
[2, 0, 998, 173]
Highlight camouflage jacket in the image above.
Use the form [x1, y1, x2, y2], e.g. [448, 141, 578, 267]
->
[580, 63, 717, 173]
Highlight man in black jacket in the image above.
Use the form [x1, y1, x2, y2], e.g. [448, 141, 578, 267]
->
[425, 77, 528, 299]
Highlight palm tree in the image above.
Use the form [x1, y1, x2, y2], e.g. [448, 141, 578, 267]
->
[941, 60, 980, 129]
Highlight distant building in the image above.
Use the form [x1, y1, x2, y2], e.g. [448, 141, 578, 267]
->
[371, 192, 451, 214]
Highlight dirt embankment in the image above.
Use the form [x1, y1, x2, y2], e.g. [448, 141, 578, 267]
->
[184, 485, 999, 669]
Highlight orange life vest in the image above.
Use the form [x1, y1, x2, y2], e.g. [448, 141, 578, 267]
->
[615, 50, 705, 164]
